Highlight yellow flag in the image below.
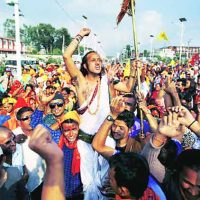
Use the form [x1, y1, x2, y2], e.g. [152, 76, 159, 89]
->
[156, 32, 169, 41]
[169, 59, 175, 66]
[123, 59, 131, 77]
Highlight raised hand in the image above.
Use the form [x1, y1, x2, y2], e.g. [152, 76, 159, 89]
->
[164, 76, 177, 94]
[130, 60, 138, 76]
[158, 110, 182, 138]
[106, 65, 118, 83]
[168, 106, 195, 127]
[110, 96, 126, 118]
[39, 91, 55, 105]
[29, 125, 63, 164]
[79, 28, 91, 37]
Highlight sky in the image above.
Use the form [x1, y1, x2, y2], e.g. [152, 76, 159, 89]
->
[0, 0, 200, 57]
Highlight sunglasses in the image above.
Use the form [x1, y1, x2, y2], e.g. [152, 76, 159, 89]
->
[124, 102, 133, 107]
[5, 135, 16, 145]
[49, 102, 64, 109]
[20, 115, 31, 121]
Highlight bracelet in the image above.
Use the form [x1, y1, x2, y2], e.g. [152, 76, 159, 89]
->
[188, 120, 196, 129]
[75, 34, 83, 43]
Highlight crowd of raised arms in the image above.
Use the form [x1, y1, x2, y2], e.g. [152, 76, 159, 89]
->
[0, 28, 200, 200]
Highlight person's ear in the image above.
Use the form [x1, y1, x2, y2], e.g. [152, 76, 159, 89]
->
[83, 63, 88, 70]
[119, 186, 130, 198]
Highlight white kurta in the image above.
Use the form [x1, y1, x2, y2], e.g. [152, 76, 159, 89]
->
[77, 75, 113, 200]
[13, 127, 46, 192]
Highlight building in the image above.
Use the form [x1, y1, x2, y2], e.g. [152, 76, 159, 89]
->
[155, 46, 200, 58]
[0, 36, 26, 56]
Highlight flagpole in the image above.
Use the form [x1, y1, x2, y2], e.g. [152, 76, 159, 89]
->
[130, 0, 144, 139]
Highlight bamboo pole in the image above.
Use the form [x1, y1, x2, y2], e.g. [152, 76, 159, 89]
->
[130, 0, 145, 138]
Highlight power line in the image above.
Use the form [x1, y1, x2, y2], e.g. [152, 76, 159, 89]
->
[53, 0, 80, 25]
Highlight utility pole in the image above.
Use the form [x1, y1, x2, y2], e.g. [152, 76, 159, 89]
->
[6, 0, 21, 79]
[179, 17, 187, 64]
[150, 35, 154, 60]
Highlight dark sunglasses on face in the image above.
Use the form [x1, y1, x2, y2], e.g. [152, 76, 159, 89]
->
[124, 102, 133, 107]
[5, 135, 16, 145]
[20, 116, 31, 121]
[49, 102, 64, 109]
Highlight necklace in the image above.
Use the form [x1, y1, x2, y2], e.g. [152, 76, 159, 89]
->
[86, 79, 101, 115]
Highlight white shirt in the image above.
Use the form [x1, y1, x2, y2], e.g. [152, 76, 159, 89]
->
[13, 127, 46, 192]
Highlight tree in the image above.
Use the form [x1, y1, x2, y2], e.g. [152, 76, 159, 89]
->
[22, 24, 72, 54]
[3, 19, 15, 38]
[126, 44, 131, 58]
[36, 23, 56, 54]
[54, 27, 71, 50]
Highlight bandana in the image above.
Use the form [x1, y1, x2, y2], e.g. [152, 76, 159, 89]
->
[61, 111, 80, 124]
[58, 134, 80, 176]
[2, 97, 17, 105]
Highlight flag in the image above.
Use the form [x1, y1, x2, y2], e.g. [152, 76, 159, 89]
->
[123, 59, 131, 76]
[156, 32, 169, 41]
[117, 0, 135, 25]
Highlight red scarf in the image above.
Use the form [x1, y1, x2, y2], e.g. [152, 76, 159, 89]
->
[58, 134, 80, 176]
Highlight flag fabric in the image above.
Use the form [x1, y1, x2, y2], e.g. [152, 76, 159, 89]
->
[123, 59, 131, 76]
[156, 32, 169, 41]
[117, 0, 134, 25]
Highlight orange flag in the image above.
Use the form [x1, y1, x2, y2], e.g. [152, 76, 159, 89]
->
[117, 0, 134, 25]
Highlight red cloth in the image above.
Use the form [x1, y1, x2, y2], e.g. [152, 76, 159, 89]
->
[151, 90, 159, 100]
[8, 80, 25, 96]
[115, 187, 160, 200]
[13, 97, 28, 111]
[58, 134, 80, 176]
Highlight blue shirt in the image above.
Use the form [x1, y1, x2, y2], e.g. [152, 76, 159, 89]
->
[62, 145, 83, 198]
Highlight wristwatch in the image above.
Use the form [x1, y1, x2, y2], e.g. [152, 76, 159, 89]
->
[106, 115, 115, 122]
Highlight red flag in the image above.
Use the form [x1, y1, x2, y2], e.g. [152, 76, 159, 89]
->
[117, 0, 135, 25]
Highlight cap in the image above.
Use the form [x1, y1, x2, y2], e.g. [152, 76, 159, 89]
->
[52, 92, 65, 102]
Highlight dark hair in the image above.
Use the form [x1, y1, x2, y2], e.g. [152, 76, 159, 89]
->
[123, 92, 137, 109]
[61, 87, 71, 94]
[25, 84, 34, 91]
[158, 139, 182, 170]
[46, 85, 56, 90]
[80, 51, 98, 76]
[61, 119, 79, 126]
[16, 107, 33, 120]
[116, 110, 134, 128]
[109, 152, 149, 198]
[175, 149, 200, 173]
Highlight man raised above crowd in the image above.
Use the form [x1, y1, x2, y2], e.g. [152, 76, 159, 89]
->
[63, 28, 136, 199]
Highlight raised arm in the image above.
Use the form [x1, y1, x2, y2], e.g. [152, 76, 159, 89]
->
[137, 91, 158, 132]
[164, 77, 181, 107]
[114, 60, 137, 93]
[170, 106, 200, 137]
[29, 125, 65, 200]
[63, 28, 91, 80]
[92, 96, 125, 159]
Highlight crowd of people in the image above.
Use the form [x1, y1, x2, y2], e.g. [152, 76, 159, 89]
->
[0, 27, 200, 200]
